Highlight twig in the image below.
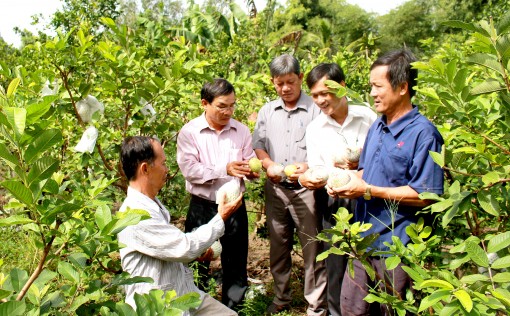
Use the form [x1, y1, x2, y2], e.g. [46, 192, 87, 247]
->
[16, 221, 61, 301]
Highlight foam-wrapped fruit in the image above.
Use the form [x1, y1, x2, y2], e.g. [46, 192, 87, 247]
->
[308, 166, 329, 182]
[345, 147, 361, 163]
[211, 240, 222, 259]
[327, 168, 351, 189]
[216, 180, 241, 204]
[268, 163, 285, 178]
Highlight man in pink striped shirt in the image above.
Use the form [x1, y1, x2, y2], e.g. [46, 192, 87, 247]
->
[177, 78, 258, 311]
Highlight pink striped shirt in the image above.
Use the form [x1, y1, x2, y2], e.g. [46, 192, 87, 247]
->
[177, 113, 255, 201]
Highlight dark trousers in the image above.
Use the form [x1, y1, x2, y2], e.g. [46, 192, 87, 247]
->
[315, 189, 355, 316]
[185, 195, 248, 310]
[340, 258, 411, 315]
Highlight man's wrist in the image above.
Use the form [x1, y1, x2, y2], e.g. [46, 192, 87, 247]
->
[363, 184, 372, 200]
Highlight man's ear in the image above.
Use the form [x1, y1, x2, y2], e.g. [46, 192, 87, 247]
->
[137, 161, 149, 177]
[298, 73, 304, 80]
[399, 82, 409, 96]
[201, 99, 208, 109]
[340, 80, 346, 87]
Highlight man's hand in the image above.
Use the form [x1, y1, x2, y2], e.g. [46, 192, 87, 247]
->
[326, 173, 365, 199]
[245, 171, 260, 180]
[299, 169, 327, 190]
[226, 161, 251, 178]
[266, 162, 283, 183]
[196, 247, 215, 262]
[286, 162, 308, 182]
[217, 192, 243, 221]
[334, 159, 359, 170]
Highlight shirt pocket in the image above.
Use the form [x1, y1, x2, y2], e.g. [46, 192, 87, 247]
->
[295, 128, 306, 149]
[382, 149, 409, 186]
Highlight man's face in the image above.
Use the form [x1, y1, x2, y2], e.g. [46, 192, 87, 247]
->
[271, 73, 303, 105]
[149, 140, 169, 192]
[203, 92, 236, 130]
[369, 65, 405, 115]
[310, 76, 345, 117]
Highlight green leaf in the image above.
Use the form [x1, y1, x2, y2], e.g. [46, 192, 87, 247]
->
[470, 79, 505, 95]
[497, 11, 510, 34]
[493, 272, 510, 283]
[27, 157, 59, 185]
[95, 205, 112, 230]
[487, 231, 510, 253]
[6, 78, 21, 98]
[418, 289, 451, 312]
[25, 129, 62, 164]
[114, 302, 136, 316]
[491, 255, 510, 269]
[477, 190, 500, 216]
[385, 256, 401, 270]
[442, 20, 479, 33]
[169, 291, 202, 311]
[26, 98, 55, 124]
[4, 107, 27, 137]
[453, 289, 472, 312]
[0, 301, 26, 316]
[429, 151, 444, 167]
[0, 289, 12, 301]
[0, 143, 19, 170]
[7, 268, 29, 292]
[69, 295, 89, 312]
[466, 241, 489, 267]
[418, 279, 454, 290]
[401, 266, 425, 283]
[481, 171, 500, 185]
[467, 53, 505, 76]
[1, 180, 34, 205]
[58, 261, 80, 284]
[491, 288, 510, 308]
[361, 260, 375, 281]
[0, 215, 34, 227]
[460, 273, 489, 284]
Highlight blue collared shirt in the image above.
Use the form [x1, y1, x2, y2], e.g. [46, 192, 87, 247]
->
[356, 105, 444, 251]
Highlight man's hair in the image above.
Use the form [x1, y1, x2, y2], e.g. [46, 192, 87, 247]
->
[371, 48, 418, 98]
[201, 78, 235, 103]
[306, 63, 346, 89]
[269, 54, 300, 77]
[121, 136, 156, 181]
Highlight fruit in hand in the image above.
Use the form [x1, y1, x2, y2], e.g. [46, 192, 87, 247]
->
[284, 164, 298, 177]
[332, 147, 361, 164]
[268, 163, 285, 177]
[308, 167, 329, 182]
[248, 157, 262, 172]
[211, 240, 222, 259]
[327, 168, 351, 188]
[345, 147, 361, 163]
[216, 180, 241, 203]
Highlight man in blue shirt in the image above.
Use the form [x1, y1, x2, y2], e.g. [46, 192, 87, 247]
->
[328, 48, 444, 315]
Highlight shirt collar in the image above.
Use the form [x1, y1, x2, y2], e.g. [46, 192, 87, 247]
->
[379, 105, 420, 136]
[274, 91, 309, 112]
[197, 112, 235, 132]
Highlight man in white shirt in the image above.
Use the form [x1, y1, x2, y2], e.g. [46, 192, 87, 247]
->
[299, 63, 376, 316]
[117, 136, 242, 315]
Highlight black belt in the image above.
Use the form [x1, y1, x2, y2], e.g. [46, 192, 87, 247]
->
[191, 194, 217, 205]
[278, 181, 302, 190]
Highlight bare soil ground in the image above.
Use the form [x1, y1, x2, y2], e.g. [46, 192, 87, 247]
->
[174, 214, 307, 315]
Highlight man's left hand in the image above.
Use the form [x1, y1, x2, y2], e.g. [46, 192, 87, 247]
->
[326, 172, 366, 199]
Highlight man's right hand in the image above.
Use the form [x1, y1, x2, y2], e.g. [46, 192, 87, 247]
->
[217, 192, 243, 221]
[299, 170, 327, 190]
